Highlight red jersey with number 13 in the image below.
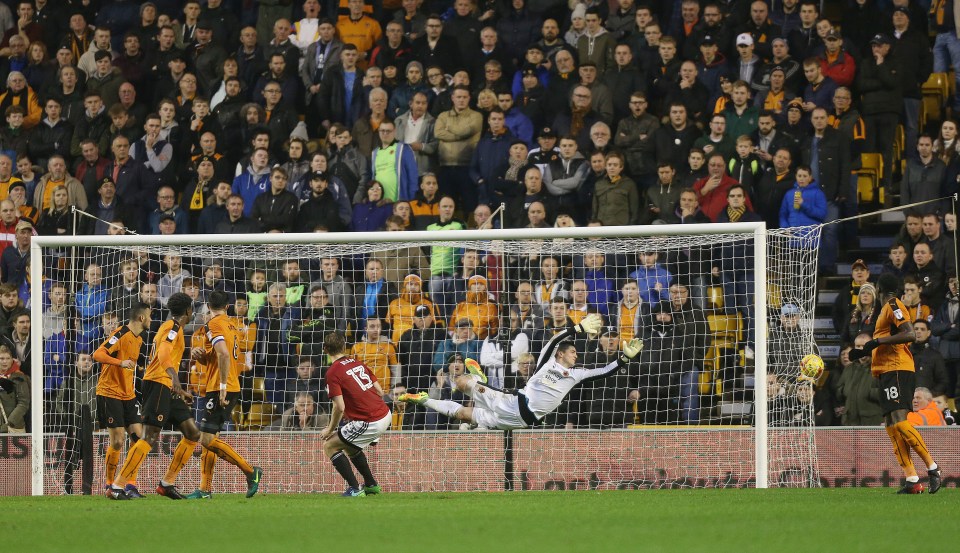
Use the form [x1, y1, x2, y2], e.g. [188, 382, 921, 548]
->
[326, 356, 390, 422]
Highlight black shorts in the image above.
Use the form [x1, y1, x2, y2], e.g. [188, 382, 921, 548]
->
[877, 370, 916, 415]
[141, 380, 194, 428]
[198, 392, 240, 434]
[96, 396, 142, 429]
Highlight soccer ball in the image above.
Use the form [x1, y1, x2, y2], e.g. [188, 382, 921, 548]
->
[799, 354, 824, 381]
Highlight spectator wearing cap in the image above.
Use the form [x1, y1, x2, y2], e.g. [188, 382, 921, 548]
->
[396, 302, 447, 392]
[734, 1, 782, 60]
[189, 18, 227, 97]
[527, 126, 559, 177]
[0, 218, 30, 285]
[88, 177, 130, 235]
[297, 171, 344, 232]
[817, 28, 857, 89]
[7, 180, 36, 225]
[148, 185, 189, 235]
[681, 3, 720, 57]
[515, 66, 547, 130]
[753, 69, 797, 122]
[859, 32, 902, 193]
[831, 257, 873, 331]
[575, 325, 636, 427]
[694, 34, 728, 100]
[732, 32, 763, 89]
[891, 6, 933, 164]
[510, 45, 551, 99]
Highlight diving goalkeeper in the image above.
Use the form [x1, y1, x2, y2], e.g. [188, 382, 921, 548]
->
[399, 314, 641, 429]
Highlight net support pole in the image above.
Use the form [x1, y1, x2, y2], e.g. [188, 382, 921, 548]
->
[29, 241, 44, 496]
[753, 225, 769, 489]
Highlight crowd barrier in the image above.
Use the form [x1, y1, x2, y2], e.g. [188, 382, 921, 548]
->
[2, 428, 956, 495]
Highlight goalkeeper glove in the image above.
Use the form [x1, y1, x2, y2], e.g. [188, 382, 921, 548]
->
[619, 338, 643, 364]
[848, 339, 879, 362]
[574, 313, 603, 336]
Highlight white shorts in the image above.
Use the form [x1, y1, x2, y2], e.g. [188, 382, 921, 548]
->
[469, 385, 527, 430]
[338, 412, 392, 449]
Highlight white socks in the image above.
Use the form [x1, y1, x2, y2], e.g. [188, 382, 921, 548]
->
[424, 399, 463, 418]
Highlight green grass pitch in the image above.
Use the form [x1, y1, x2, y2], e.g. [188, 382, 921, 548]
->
[4, 489, 957, 553]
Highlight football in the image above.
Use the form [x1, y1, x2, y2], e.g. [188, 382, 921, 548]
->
[799, 354, 824, 381]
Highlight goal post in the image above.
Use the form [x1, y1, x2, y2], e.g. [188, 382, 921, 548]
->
[29, 222, 819, 495]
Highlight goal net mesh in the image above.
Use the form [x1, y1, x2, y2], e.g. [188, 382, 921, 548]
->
[35, 225, 820, 493]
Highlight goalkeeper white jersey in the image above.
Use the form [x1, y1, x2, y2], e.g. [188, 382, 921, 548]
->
[520, 328, 620, 420]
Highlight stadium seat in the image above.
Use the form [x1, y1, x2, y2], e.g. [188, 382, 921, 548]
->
[858, 153, 883, 204]
[922, 73, 949, 124]
[245, 403, 276, 430]
[707, 313, 742, 347]
[232, 404, 245, 427]
[252, 377, 267, 401]
[766, 283, 782, 309]
[705, 286, 725, 310]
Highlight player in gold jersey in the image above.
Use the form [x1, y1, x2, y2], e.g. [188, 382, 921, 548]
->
[849, 274, 942, 494]
[93, 306, 148, 498]
[106, 293, 202, 500]
[186, 290, 262, 499]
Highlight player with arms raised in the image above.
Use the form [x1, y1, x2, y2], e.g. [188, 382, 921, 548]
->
[93, 306, 149, 498]
[849, 274, 942, 494]
[188, 290, 263, 499]
[399, 314, 643, 430]
[320, 332, 392, 498]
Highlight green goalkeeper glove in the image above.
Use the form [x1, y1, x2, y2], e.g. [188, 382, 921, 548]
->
[619, 338, 643, 364]
[574, 313, 603, 337]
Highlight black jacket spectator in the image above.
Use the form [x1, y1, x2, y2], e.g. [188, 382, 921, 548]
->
[911, 341, 950, 397]
[411, 34, 462, 76]
[27, 119, 73, 166]
[800, 126, 847, 201]
[318, 65, 366, 127]
[251, 189, 299, 232]
[297, 189, 344, 232]
[654, 124, 701, 172]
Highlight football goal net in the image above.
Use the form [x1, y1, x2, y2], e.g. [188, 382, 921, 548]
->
[26, 223, 820, 495]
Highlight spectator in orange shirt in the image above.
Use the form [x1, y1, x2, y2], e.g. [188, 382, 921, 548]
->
[337, 0, 382, 66]
[907, 386, 946, 426]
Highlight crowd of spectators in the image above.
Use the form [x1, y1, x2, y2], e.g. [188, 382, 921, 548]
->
[0, 0, 958, 431]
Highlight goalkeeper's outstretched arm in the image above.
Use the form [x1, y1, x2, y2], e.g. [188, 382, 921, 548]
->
[534, 314, 604, 370]
[578, 338, 645, 383]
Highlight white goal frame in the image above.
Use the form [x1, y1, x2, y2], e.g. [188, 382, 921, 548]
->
[29, 222, 772, 495]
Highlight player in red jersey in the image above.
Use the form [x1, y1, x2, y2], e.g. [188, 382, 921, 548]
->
[319, 332, 392, 497]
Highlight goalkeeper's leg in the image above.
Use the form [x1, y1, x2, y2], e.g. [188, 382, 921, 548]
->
[398, 392, 473, 423]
